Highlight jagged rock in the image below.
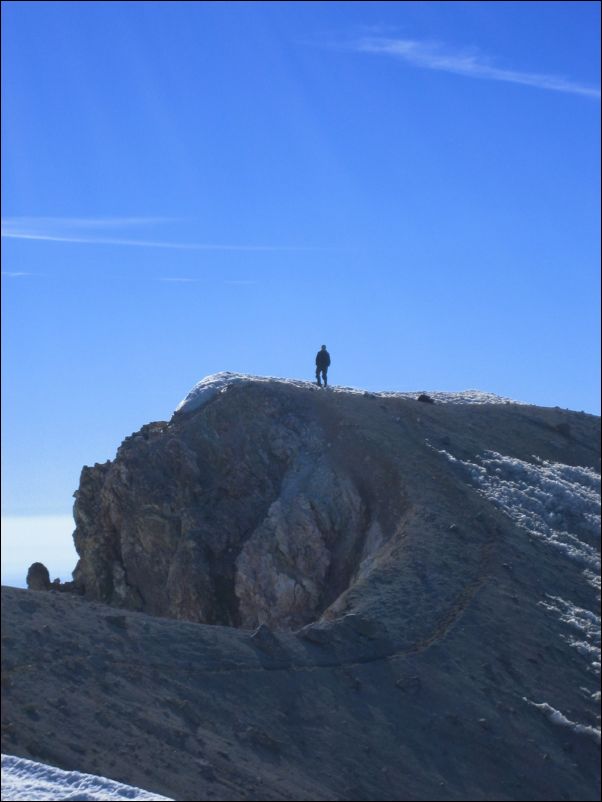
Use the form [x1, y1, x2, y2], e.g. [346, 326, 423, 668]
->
[26, 563, 50, 591]
[417, 393, 435, 404]
[57, 375, 600, 642]
[5, 376, 601, 802]
[50, 578, 78, 594]
[68, 381, 392, 629]
[234, 468, 364, 629]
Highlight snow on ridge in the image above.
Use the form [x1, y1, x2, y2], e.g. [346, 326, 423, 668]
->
[382, 388, 524, 406]
[1, 754, 173, 801]
[522, 699, 601, 744]
[436, 446, 601, 731]
[539, 595, 601, 675]
[436, 449, 601, 575]
[174, 371, 525, 415]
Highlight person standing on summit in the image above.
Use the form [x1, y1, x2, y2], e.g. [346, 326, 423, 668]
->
[315, 344, 331, 387]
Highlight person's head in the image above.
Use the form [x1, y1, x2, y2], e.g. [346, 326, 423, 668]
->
[321, 344, 327, 350]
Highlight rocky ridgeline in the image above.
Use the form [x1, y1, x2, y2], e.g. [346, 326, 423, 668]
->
[65, 380, 411, 630]
[32, 376, 600, 637]
[13, 377, 601, 800]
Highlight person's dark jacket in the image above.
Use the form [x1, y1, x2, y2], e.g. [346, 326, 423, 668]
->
[316, 349, 331, 370]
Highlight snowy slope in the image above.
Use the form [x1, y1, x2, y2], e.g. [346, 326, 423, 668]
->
[175, 371, 524, 415]
[434, 447, 601, 743]
[1, 754, 173, 802]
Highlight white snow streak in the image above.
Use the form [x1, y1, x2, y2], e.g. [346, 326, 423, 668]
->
[437, 449, 600, 578]
[175, 371, 524, 415]
[522, 699, 601, 744]
[437, 448, 601, 741]
[539, 595, 601, 675]
[0, 754, 173, 801]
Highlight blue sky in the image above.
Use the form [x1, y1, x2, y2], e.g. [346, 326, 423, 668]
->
[1, 2, 600, 582]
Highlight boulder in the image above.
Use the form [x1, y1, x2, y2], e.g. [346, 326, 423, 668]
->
[26, 562, 50, 591]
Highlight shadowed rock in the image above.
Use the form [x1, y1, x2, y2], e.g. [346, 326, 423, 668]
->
[26, 563, 50, 591]
[7, 377, 601, 801]
[60, 378, 600, 638]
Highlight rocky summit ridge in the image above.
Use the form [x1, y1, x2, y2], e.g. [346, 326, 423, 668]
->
[66, 374, 599, 634]
[3, 374, 600, 801]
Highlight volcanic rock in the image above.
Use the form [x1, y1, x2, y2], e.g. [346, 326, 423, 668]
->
[3, 374, 600, 801]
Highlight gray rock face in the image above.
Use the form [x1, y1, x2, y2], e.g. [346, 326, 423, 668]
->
[66, 379, 599, 640]
[70, 382, 404, 629]
[234, 464, 365, 629]
[11, 380, 601, 800]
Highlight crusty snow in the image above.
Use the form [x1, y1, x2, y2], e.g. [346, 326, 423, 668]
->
[539, 595, 601, 675]
[437, 450, 600, 572]
[522, 699, 601, 744]
[0, 754, 173, 801]
[175, 371, 525, 415]
[435, 447, 601, 741]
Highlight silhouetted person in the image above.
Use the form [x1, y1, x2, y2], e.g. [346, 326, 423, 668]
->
[315, 345, 331, 387]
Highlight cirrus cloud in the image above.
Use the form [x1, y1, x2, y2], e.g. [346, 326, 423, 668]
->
[351, 36, 600, 99]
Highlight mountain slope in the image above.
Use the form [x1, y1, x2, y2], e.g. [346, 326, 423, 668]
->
[69, 374, 599, 634]
[2, 376, 600, 800]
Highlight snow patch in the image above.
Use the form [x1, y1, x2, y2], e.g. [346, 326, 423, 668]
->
[522, 700, 601, 744]
[436, 449, 600, 576]
[1, 754, 173, 801]
[437, 448, 600, 646]
[436, 447, 601, 728]
[539, 596, 601, 675]
[175, 371, 525, 415]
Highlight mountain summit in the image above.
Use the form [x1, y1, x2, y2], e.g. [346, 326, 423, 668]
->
[3, 374, 600, 800]
[69, 374, 599, 634]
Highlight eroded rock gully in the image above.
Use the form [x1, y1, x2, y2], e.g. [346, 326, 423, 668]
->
[70, 382, 409, 630]
[55, 377, 600, 639]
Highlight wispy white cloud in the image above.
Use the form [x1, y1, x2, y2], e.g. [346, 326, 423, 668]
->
[2, 231, 313, 251]
[1, 217, 323, 252]
[1, 271, 39, 278]
[3, 216, 176, 230]
[350, 37, 600, 99]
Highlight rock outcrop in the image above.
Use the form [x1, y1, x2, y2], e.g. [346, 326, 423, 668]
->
[7, 375, 601, 801]
[65, 376, 599, 636]
[70, 380, 407, 629]
[26, 562, 50, 591]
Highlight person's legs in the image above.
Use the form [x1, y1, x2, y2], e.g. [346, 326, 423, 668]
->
[323, 368, 328, 387]
[315, 367, 322, 386]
